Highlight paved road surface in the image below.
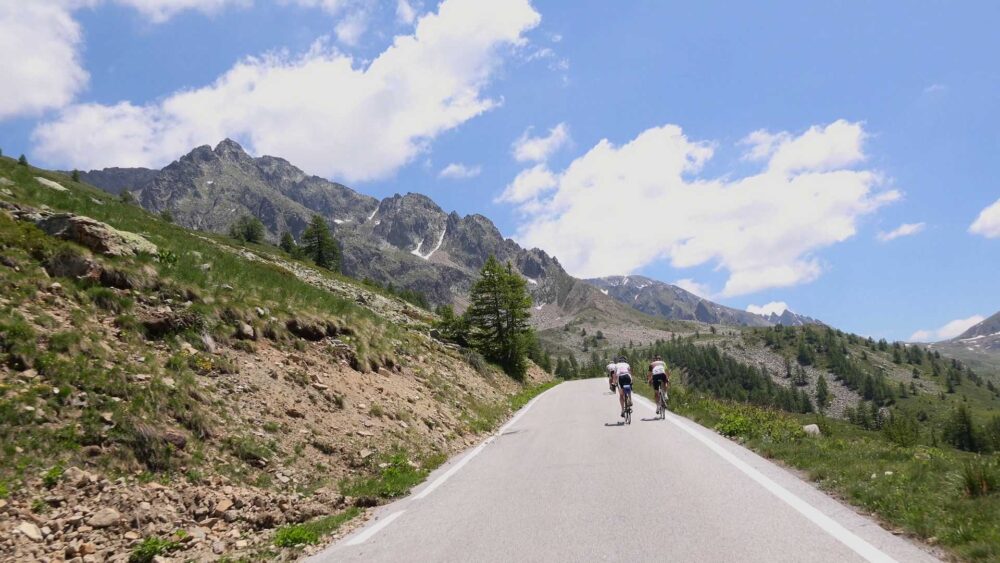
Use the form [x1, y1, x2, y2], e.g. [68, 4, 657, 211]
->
[310, 379, 939, 563]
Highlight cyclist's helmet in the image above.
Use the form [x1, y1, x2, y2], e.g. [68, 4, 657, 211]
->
[617, 355, 627, 363]
[654, 354, 662, 361]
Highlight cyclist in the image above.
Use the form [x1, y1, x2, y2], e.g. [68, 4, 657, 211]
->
[614, 355, 633, 418]
[606, 359, 617, 392]
[648, 354, 669, 414]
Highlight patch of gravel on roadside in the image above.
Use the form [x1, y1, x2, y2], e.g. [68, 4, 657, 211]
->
[714, 339, 862, 419]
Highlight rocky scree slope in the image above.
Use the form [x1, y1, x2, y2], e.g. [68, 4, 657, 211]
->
[586, 275, 821, 327]
[0, 160, 550, 562]
[81, 139, 676, 339]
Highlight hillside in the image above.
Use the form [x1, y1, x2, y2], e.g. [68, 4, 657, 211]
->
[585, 275, 821, 327]
[0, 156, 552, 561]
[931, 311, 1000, 378]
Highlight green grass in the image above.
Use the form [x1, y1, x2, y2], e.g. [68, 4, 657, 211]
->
[648, 381, 1000, 561]
[339, 450, 433, 499]
[273, 507, 361, 547]
[461, 380, 559, 433]
[129, 536, 180, 563]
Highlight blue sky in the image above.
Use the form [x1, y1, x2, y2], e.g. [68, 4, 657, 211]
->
[1, 0, 997, 341]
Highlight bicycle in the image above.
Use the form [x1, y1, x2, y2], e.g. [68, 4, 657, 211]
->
[622, 385, 632, 425]
[655, 385, 668, 419]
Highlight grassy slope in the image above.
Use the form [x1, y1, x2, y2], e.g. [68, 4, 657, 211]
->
[0, 157, 555, 558]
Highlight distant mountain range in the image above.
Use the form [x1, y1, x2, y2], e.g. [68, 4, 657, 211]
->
[930, 311, 1000, 377]
[80, 139, 819, 331]
[585, 275, 821, 327]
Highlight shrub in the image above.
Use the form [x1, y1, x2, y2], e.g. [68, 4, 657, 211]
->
[228, 215, 265, 244]
[87, 287, 133, 313]
[129, 537, 179, 563]
[960, 459, 999, 498]
[225, 435, 272, 464]
[42, 464, 64, 488]
[715, 404, 804, 443]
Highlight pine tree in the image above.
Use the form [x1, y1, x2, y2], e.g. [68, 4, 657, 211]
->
[17, 154, 27, 166]
[466, 256, 534, 379]
[71, 169, 80, 182]
[279, 231, 297, 255]
[815, 374, 830, 410]
[228, 215, 265, 244]
[301, 215, 340, 270]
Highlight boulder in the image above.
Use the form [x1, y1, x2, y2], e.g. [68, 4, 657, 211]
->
[35, 177, 68, 192]
[43, 249, 102, 280]
[16, 521, 43, 542]
[37, 213, 157, 257]
[88, 507, 121, 528]
[235, 322, 256, 340]
[802, 424, 822, 437]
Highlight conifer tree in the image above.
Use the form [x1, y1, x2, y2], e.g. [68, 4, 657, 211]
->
[301, 215, 340, 271]
[815, 374, 830, 410]
[466, 256, 534, 379]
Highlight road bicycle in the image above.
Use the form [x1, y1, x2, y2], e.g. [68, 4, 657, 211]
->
[656, 385, 668, 420]
[622, 386, 632, 425]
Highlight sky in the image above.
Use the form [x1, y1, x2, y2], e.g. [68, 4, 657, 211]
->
[1, 0, 997, 341]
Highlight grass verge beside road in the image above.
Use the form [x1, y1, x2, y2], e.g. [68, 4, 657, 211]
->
[632, 380, 1000, 561]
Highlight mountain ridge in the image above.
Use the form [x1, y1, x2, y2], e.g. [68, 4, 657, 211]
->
[584, 275, 821, 327]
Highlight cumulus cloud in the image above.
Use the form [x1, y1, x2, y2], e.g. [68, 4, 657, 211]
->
[32, 0, 541, 182]
[674, 278, 711, 299]
[910, 315, 985, 342]
[438, 162, 481, 179]
[0, 0, 252, 121]
[969, 197, 1000, 238]
[0, 3, 87, 119]
[512, 122, 569, 163]
[506, 120, 898, 296]
[877, 222, 925, 242]
[497, 164, 556, 204]
[746, 302, 790, 316]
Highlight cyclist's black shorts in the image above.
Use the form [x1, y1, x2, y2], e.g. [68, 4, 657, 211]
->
[652, 373, 667, 389]
[618, 374, 632, 388]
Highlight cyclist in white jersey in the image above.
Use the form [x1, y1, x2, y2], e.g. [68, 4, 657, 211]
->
[614, 356, 633, 418]
[606, 360, 617, 392]
[648, 355, 669, 414]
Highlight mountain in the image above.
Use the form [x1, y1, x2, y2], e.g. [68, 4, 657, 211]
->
[76, 167, 159, 195]
[929, 311, 1000, 377]
[585, 275, 821, 327]
[81, 140, 663, 344]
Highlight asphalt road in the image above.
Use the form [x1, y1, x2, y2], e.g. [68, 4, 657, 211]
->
[310, 379, 940, 563]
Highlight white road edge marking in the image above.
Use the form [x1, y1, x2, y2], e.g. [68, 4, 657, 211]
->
[414, 389, 547, 500]
[633, 395, 898, 563]
[343, 387, 553, 546]
[345, 510, 406, 546]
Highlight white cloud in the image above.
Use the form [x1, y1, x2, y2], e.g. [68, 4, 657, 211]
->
[0, 3, 87, 120]
[674, 278, 711, 299]
[877, 222, 925, 242]
[910, 315, 985, 342]
[512, 122, 570, 163]
[32, 0, 541, 182]
[741, 120, 867, 175]
[969, 197, 1000, 238]
[746, 301, 790, 316]
[507, 121, 898, 296]
[0, 0, 253, 121]
[497, 164, 556, 204]
[396, 0, 417, 24]
[438, 162, 481, 179]
[923, 83, 947, 94]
